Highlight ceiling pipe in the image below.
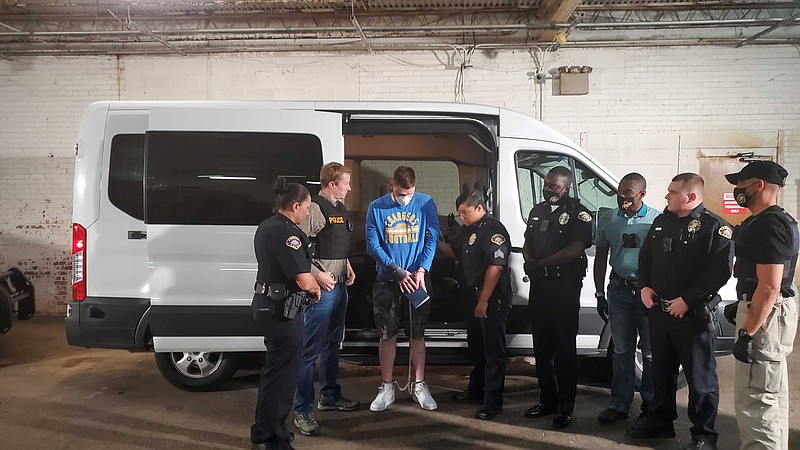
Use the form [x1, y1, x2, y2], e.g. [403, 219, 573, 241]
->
[2, 17, 798, 40]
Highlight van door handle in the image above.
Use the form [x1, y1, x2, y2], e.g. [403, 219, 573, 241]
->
[128, 230, 147, 240]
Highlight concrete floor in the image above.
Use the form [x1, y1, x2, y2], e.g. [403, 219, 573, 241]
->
[1, 317, 798, 450]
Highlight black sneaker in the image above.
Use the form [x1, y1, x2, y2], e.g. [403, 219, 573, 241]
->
[598, 408, 629, 424]
[627, 420, 676, 439]
[684, 439, 717, 450]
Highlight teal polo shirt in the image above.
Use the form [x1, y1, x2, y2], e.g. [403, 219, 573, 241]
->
[595, 203, 660, 280]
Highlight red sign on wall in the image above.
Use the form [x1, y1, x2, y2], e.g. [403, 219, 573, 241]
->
[723, 192, 748, 215]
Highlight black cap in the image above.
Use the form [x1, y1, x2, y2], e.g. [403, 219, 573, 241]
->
[725, 160, 788, 186]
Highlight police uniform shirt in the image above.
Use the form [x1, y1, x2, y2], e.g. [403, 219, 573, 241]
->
[638, 204, 733, 308]
[300, 192, 348, 278]
[524, 198, 593, 261]
[734, 205, 799, 297]
[460, 215, 512, 296]
[255, 213, 312, 291]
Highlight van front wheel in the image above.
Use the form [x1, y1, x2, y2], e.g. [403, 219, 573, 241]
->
[154, 351, 240, 392]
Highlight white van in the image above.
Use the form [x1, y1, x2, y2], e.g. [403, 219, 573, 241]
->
[67, 101, 735, 391]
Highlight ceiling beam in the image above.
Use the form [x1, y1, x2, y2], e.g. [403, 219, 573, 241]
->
[737, 11, 800, 46]
[536, 0, 581, 42]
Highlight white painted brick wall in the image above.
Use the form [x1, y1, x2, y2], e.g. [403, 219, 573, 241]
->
[1, 46, 798, 314]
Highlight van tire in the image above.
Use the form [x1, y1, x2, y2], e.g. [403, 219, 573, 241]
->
[633, 348, 687, 391]
[154, 351, 240, 392]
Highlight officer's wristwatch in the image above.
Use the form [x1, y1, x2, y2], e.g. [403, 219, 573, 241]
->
[737, 328, 753, 340]
[594, 292, 605, 298]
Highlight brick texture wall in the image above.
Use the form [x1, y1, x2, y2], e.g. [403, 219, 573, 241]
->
[1, 47, 798, 314]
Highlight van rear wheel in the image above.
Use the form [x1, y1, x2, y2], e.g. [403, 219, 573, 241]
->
[154, 351, 239, 392]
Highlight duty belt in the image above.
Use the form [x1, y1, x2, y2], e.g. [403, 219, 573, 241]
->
[530, 264, 567, 278]
[610, 271, 641, 289]
[739, 292, 786, 306]
[255, 283, 269, 295]
[329, 273, 347, 284]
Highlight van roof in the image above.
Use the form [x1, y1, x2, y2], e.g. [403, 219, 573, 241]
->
[103, 100, 498, 115]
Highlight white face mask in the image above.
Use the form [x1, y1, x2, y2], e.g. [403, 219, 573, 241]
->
[395, 194, 413, 206]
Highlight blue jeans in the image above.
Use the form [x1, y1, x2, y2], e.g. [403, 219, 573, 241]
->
[293, 282, 348, 415]
[607, 280, 654, 414]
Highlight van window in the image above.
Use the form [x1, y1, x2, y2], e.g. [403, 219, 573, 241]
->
[108, 134, 145, 220]
[515, 152, 618, 229]
[145, 131, 323, 225]
[515, 151, 570, 218]
[574, 161, 618, 216]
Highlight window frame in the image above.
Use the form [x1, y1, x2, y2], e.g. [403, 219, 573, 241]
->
[144, 130, 323, 226]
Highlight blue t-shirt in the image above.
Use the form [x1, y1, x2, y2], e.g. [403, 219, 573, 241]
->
[595, 203, 660, 279]
[365, 192, 440, 281]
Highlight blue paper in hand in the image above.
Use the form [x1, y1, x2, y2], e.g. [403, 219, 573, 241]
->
[404, 286, 430, 309]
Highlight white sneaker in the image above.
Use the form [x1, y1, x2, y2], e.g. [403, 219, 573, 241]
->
[369, 381, 396, 412]
[412, 380, 438, 411]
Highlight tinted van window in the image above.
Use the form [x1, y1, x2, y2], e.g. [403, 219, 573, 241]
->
[108, 134, 145, 220]
[146, 131, 323, 225]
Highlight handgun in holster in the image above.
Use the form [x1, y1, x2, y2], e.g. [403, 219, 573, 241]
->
[691, 293, 722, 333]
[283, 290, 311, 320]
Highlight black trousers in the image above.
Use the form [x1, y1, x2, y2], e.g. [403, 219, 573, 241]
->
[466, 290, 512, 408]
[251, 294, 305, 449]
[647, 308, 719, 443]
[529, 277, 581, 414]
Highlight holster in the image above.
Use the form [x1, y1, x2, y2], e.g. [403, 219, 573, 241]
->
[283, 290, 310, 320]
[690, 293, 722, 333]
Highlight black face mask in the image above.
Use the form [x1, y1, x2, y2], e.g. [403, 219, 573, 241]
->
[733, 182, 759, 207]
[617, 192, 642, 211]
[543, 189, 566, 205]
[617, 195, 635, 211]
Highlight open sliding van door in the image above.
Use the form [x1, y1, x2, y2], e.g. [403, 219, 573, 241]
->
[143, 104, 342, 390]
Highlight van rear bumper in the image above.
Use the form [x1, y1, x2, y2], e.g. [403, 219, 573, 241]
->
[65, 297, 150, 351]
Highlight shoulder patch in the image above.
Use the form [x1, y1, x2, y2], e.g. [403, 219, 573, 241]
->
[490, 233, 506, 245]
[578, 211, 593, 222]
[718, 225, 733, 240]
[286, 235, 302, 250]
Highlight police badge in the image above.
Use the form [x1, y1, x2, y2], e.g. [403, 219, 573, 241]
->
[285, 235, 302, 250]
[558, 212, 569, 225]
[687, 219, 701, 233]
[468, 233, 477, 246]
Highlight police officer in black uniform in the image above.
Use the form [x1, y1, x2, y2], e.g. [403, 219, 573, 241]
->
[629, 173, 732, 450]
[450, 189, 512, 420]
[725, 161, 798, 450]
[251, 182, 321, 450]
[522, 166, 593, 430]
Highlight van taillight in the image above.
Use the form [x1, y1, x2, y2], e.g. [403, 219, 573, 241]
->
[72, 223, 86, 301]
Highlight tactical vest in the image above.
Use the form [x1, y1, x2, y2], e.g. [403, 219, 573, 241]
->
[734, 206, 799, 297]
[311, 195, 351, 259]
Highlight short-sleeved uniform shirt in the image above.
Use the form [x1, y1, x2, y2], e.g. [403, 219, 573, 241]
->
[459, 214, 512, 298]
[638, 204, 733, 308]
[254, 213, 312, 292]
[595, 203, 660, 279]
[524, 198, 593, 264]
[734, 205, 799, 298]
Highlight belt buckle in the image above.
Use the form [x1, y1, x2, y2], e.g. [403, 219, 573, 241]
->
[660, 298, 670, 313]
